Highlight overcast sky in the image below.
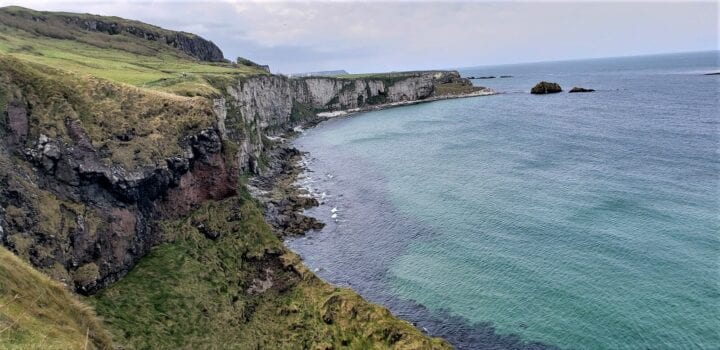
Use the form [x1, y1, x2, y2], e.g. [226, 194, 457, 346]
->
[1, 1, 718, 73]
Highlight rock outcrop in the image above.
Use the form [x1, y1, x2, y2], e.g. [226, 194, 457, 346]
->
[1, 119, 236, 294]
[569, 87, 595, 93]
[531, 81, 562, 94]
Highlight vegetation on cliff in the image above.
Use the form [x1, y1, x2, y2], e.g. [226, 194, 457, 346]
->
[0, 247, 112, 350]
[91, 196, 449, 349]
[0, 55, 216, 168]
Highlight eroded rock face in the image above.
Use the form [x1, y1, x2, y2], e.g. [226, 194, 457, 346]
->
[531, 81, 563, 94]
[1, 115, 236, 293]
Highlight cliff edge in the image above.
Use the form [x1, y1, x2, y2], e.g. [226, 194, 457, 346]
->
[0, 6, 489, 349]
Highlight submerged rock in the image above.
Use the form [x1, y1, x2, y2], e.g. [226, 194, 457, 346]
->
[569, 87, 595, 93]
[531, 81, 562, 94]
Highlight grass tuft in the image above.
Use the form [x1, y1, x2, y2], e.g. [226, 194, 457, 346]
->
[0, 247, 113, 350]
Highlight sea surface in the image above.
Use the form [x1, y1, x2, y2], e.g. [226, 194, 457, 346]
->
[286, 51, 720, 349]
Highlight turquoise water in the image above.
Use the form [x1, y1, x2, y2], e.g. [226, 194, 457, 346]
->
[288, 51, 720, 349]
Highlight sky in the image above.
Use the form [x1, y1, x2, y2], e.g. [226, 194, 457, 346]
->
[1, 1, 717, 74]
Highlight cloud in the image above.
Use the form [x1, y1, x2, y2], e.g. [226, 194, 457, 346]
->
[0, 0, 717, 73]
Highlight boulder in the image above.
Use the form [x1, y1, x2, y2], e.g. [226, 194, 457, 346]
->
[569, 87, 595, 93]
[531, 81, 562, 94]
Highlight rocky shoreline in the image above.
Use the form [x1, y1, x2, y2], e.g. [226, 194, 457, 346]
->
[247, 141, 323, 237]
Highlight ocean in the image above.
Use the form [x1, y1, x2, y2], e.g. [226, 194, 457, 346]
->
[286, 51, 720, 349]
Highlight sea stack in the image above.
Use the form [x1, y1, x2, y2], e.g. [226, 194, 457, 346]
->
[531, 81, 562, 94]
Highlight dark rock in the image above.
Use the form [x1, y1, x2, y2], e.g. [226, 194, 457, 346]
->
[6, 100, 28, 145]
[115, 129, 136, 141]
[569, 87, 595, 93]
[67, 18, 225, 62]
[195, 223, 220, 240]
[236, 57, 270, 73]
[5, 122, 235, 294]
[500, 75, 513, 78]
[704, 72, 720, 75]
[477, 76, 496, 79]
[531, 81, 562, 94]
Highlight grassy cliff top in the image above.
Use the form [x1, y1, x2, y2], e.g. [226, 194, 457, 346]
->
[330, 70, 454, 79]
[0, 6, 271, 168]
[0, 6, 267, 96]
[0, 247, 113, 350]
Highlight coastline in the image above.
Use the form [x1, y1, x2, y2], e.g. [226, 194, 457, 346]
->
[247, 89, 562, 350]
[315, 87, 496, 119]
[247, 90, 499, 343]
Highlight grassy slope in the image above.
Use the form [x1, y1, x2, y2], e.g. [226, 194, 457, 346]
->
[0, 6, 266, 96]
[0, 55, 216, 168]
[0, 6, 268, 168]
[91, 196, 449, 349]
[0, 247, 113, 350]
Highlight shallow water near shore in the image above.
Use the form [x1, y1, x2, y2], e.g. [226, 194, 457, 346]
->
[286, 51, 720, 349]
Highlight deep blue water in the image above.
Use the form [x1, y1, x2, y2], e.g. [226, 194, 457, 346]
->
[287, 51, 720, 349]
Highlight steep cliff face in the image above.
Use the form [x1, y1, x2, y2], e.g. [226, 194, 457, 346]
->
[219, 71, 479, 173]
[0, 57, 237, 294]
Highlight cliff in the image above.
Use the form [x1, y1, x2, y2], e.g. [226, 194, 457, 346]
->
[220, 71, 484, 173]
[0, 6, 487, 349]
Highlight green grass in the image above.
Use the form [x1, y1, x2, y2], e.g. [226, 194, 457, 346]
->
[0, 7, 268, 96]
[91, 196, 450, 349]
[0, 247, 113, 350]
[0, 6, 271, 168]
[433, 82, 479, 96]
[0, 55, 219, 168]
[0, 26, 261, 95]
